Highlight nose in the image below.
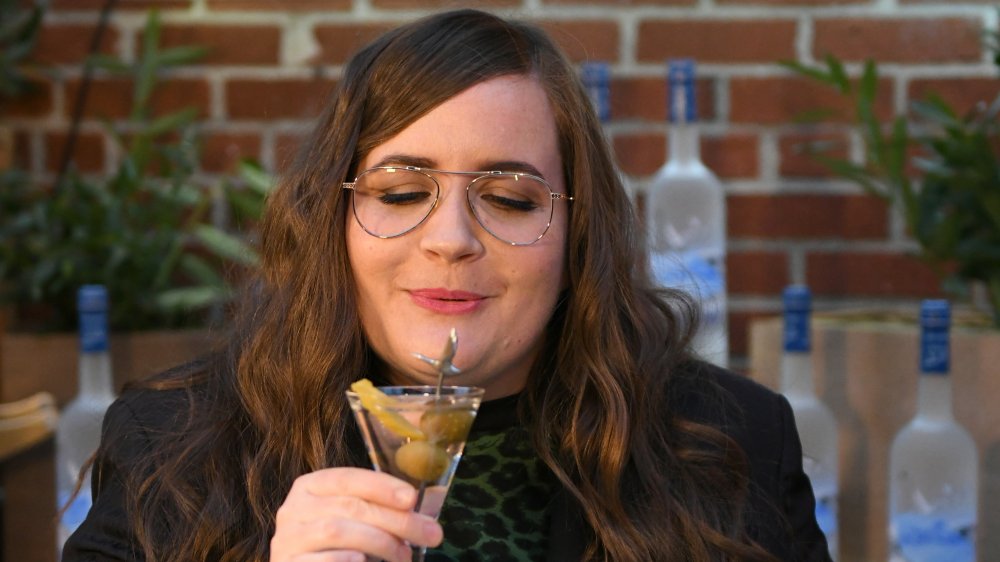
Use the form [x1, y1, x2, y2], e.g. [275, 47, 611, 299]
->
[417, 182, 485, 262]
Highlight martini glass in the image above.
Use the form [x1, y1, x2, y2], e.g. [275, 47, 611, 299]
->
[347, 384, 483, 561]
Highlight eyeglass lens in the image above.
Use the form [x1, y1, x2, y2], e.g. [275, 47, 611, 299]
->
[350, 168, 555, 245]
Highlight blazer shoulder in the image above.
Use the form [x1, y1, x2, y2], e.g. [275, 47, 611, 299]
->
[671, 360, 786, 440]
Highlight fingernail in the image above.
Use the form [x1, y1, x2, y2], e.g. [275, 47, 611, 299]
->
[395, 486, 415, 505]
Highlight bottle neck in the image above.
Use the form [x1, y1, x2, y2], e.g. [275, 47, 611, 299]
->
[668, 125, 700, 164]
[77, 308, 114, 399]
[916, 373, 954, 421]
[781, 351, 815, 398]
[78, 350, 114, 398]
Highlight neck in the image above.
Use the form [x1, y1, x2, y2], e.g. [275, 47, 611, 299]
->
[916, 373, 953, 421]
[78, 350, 113, 397]
[780, 351, 815, 398]
[668, 124, 699, 163]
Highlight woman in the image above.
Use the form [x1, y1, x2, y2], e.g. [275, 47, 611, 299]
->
[64, 9, 830, 562]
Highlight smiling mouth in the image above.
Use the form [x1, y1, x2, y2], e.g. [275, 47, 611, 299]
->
[411, 289, 484, 300]
[409, 289, 486, 314]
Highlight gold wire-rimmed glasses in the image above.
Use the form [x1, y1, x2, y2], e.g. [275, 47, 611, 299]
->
[342, 166, 573, 246]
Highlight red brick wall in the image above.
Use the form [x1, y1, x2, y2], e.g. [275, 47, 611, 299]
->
[5, 0, 996, 365]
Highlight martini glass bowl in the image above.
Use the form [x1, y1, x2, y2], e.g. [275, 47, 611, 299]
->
[347, 384, 484, 560]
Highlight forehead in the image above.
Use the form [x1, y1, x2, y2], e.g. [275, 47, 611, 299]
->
[361, 75, 563, 183]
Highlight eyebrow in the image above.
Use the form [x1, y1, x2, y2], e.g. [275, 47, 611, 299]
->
[372, 154, 548, 180]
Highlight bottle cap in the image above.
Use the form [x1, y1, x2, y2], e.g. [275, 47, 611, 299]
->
[581, 61, 611, 123]
[77, 285, 108, 313]
[667, 58, 697, 123]
[783, 285, 811, 312]
[919, 299, 950, 329]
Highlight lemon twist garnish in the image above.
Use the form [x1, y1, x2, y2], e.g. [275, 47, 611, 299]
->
[351, 379, 426, 440]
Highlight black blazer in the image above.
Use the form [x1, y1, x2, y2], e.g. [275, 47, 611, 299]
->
[64, 361, 832, 561]
[546, 362, 832, 561]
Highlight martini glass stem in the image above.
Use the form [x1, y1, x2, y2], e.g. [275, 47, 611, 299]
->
[412, 482, 429, 561]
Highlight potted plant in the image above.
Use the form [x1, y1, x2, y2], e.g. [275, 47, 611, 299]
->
[2, 9, 269, 332]
[0, 7, 274, 403]
[0, 9, 274, 560]
[747, 50, 1000, 561]
[781, 51, 1000, 326]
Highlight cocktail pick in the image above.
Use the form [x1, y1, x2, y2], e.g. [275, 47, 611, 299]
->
[412, 328, 460, 397]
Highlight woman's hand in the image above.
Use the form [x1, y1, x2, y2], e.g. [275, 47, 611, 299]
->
[270, 467, 443, 562]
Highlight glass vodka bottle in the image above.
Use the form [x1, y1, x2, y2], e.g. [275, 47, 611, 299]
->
[56, 285, 117, 548]
[646, 58, 728, 367]
[888, 299, 977, 562]
[780, 285, 838, 559]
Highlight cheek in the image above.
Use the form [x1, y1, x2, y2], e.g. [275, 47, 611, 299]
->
[517, 246, 566, 306]
[347, 222, 384, 276]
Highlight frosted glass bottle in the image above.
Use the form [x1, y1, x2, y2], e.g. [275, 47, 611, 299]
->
[780, 285, 838, 559]
[888, 299, 977, 562]
[646, 59, 728, 367]
[56, 285, 117, 548]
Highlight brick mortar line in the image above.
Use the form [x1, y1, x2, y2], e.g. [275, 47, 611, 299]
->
[728, 239, 918, 252]
[37, 63, 999, 82]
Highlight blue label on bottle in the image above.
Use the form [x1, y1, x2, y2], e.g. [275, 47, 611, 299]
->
[919, 300, 950, 375]
[79, 311, 109, 353]
[582, 62, 611, 122]
[815, 495, 837, 542]
[78, 285, 109, 353]
[783, 286, 811, 352]
[667, 59, 696, 123]
[891, 513, 974, 562]
[58, 489, 93, 535]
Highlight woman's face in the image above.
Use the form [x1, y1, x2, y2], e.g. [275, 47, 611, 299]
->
[347, 75, 568, 399]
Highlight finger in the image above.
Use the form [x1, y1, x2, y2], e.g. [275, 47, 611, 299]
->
[287, 552, 366, 562]
[290, 518, 414, 562]
[298, 468, 418, 510]
[319, 494, 442, 547]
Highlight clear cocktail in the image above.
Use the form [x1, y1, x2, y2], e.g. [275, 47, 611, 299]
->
[347, 380, 483, 559]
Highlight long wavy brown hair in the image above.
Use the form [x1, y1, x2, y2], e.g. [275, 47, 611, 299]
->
[103, 9, 777, 561]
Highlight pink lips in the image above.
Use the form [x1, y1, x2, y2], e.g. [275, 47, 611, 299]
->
[409, 288, 486, 314]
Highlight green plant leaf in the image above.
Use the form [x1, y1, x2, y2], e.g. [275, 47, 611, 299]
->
[826, 54, 850, 93]
[133, 9, 163, 118]
[145, 107, 198, 137]
[816, 155, 889, 199]
[156, 45, 209, 67]
[193, 225, 260, 266]
[238, 159, 275, 196]
[779, 59, 833, 84]
[86, 53, 132, 74]
[226, 188, 266, 221]
[178, 253, 226, 286]
[155, 286, 231, 312]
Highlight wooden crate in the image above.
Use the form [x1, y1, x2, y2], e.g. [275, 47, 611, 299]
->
[0, 326, 212, 562]
[750, 313, 1000, 562]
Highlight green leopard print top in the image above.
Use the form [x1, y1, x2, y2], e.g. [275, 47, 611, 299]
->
[425, 393, 554, 562]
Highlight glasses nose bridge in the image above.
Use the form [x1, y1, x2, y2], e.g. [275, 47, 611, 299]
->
[421, 170, 482, 230]
[429, 170, 483, 211]
[433, 169, 481, 192]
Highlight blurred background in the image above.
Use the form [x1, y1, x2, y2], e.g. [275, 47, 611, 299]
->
[1, 0, 998, 561]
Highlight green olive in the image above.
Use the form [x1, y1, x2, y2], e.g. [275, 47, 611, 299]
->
[419, 409, 474, 445]
[394, 441, 449, 482]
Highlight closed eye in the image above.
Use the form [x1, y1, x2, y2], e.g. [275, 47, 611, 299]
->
[377, 190, 432, 205]
[479, 193, 538, 212]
